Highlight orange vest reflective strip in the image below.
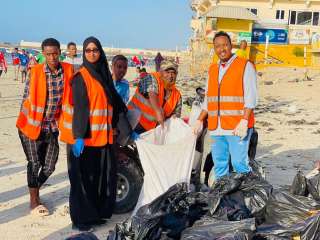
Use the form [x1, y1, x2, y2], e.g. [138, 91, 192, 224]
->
[59, 67, 113, 146]
[127, 72, 181, 131]
[207, 57, 255, 131]
[16, 63, 73, 140]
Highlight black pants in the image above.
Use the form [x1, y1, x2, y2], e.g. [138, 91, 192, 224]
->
[67, 144, 117, 225]
[0, 70, 3, 77]
[18, 130, 59, 188]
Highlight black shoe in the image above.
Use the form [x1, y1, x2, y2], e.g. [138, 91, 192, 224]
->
[72, 223, 94, 232]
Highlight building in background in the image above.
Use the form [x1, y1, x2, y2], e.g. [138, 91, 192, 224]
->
[190, 0, 320, 70]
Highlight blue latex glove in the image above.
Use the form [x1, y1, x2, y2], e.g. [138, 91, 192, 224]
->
[72, 139, 84, 157]
[131, 131, 140, 141]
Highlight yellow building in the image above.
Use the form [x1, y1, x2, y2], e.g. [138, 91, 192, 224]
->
[190, 0, 320, 69]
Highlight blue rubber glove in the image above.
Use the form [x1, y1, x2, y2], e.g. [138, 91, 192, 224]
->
[131, 131, 140, 141]
[72, 139, 84, 157]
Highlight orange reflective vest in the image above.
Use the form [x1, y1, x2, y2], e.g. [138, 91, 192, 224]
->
[59, 67, 113, 146]
[207, 57, 255, 131]
[16, 63, 73, 140]
[128, 72, 181, 131]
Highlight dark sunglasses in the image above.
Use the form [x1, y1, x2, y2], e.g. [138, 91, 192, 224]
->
[85, 48, 99, 54]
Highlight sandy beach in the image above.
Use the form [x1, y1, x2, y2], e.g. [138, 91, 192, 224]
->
[0, 63, 320, 239]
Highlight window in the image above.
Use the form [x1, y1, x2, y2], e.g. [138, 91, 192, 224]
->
[250, 8, 258, 15]
[247, 8, 258, 15]
[313, 12, 319, 26]
[289, 11, 320, 26]
[290, 11, 296, 24]
[297, 11, 312, 25]
[276, 10, 285, 19]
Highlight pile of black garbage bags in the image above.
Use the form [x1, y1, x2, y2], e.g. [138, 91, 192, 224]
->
[106, 170, 320, 240]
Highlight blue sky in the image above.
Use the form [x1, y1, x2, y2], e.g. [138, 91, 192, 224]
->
[0, 0, 192, 50]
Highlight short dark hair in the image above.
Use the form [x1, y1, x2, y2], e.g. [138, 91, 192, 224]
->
[213, 31, 232, 45]
[41, 38, 60, 50]
[112, 55, 128, 64]
[141, 68, 146, 73]
[67, 42, 76, 48]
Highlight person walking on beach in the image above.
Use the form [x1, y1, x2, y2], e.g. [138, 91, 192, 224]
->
[12, 47, 20, 81]
[154, 52, 164, 72]
[63, 42, 82, 71]
[111, 55, 129, 104]
[59, 37, 127, 231]
[0, 50, 7, 79]
[235, 40, 248, 59]
[19, 49, 29, 83]
[128, 59, 182, 134]
[193, 31, 258, 179]
[16, 38, 73, 216]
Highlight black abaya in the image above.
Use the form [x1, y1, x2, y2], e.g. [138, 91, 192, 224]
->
[67, 144, 117, 225]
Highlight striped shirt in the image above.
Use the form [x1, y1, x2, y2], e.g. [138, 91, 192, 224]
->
[22, 64, 64, 132]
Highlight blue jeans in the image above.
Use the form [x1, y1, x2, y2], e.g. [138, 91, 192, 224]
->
[211, 128, 253, 179]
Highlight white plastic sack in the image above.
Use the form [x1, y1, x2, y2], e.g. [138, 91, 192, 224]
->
[133, 118, 197, 214]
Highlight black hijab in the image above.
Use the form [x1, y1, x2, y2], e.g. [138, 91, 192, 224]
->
[82, 37, 127, 123]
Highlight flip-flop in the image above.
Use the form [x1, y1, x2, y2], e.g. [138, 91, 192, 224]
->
[30, 204, 49, 217]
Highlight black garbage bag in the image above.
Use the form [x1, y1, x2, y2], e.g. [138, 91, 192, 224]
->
[181, 216, 256, 240]
[307, 173, 320, 201]
[254, 213, 320, 240]
[290, 171, 308, 196]
[107, 183, 209, 240]
[65, 232, 99, 240]
[208, 173, 272, 223]
[264, 189, 320, 227]
[290, 171, 320, 201]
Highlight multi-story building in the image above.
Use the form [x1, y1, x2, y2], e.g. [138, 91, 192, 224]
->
[190, 0, 320, 69]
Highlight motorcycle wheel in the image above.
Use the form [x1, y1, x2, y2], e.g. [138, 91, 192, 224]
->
[114, 159, 143, 214]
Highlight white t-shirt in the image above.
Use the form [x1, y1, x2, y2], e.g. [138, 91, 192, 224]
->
[63, 55, 82, 71]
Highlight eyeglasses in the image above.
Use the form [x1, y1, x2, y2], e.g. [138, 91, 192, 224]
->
[85, 48, 99, 54]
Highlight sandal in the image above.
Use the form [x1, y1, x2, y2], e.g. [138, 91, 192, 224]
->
[30, 204, 49, 216]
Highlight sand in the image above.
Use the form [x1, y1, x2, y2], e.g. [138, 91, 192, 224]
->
[0, 63, 320, 239]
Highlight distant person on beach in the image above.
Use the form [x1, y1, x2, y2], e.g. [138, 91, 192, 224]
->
[112, 55, 129, 104]
[154, 52, 164, 72]
[236, 40, 248, 59]
[0, 51, 7, 79]
[16, 38, 74, 217]
[132, 55, 141, 66]
[19, 49, 29, 83]
[63, 42, 82, 71]
[128, 59, 182, 134]
[60, 37, 127, 231]
[193, 31, 257, 179]
[12, 47, 20, 81]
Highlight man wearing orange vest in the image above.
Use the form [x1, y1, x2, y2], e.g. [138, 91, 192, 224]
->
[128, 60, 182, 134]
[16, 38, 73, 216]
[193, 31, 258, 179]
